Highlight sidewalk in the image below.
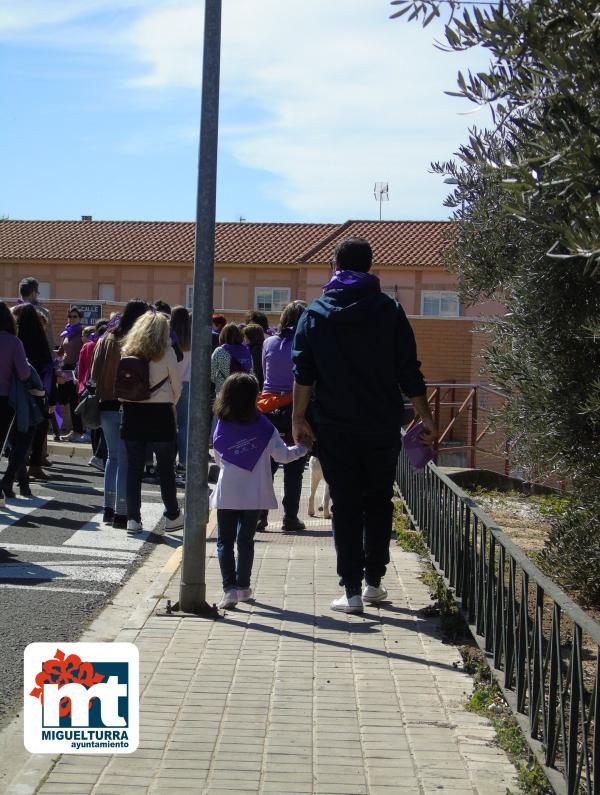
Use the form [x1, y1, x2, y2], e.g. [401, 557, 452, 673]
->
[8, 480, 519, 795]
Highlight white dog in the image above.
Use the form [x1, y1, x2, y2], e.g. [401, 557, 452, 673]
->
[308, 455, 331, 520]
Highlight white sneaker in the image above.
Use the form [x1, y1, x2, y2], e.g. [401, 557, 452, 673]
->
[127, 519, 143, 533]
[165, 513, 184, 532]
[237, 587, 253, 602]
[218, 589, 238, 609]
[61, 430, 82, 442]
[330, 594, 364, 614]
[362, 584, 388, 603]
[88, 456, 105, 472]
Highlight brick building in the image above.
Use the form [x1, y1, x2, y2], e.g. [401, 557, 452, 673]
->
[0, 216, 508, 468]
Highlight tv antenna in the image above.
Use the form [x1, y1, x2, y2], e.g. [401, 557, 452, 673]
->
[374, 182, 389, 220]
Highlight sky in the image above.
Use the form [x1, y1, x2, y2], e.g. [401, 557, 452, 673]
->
[0, 0, 490, 224]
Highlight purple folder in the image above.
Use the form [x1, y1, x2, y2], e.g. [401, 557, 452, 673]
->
[403, 421, 434, 470]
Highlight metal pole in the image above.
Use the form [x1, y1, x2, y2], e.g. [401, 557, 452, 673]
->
[178, 0, 222, 614]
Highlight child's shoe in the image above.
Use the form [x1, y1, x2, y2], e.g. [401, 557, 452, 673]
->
[237, 587, 253, 602]
[218, 589, 238, 609]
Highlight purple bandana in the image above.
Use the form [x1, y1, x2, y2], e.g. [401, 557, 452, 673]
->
[323, 269, 380, 291]
[16, 298, 39, 306]
[106, 314, 121, 331]
[222, 343, 252, 372]
[213, 414, 274, 471]
[60, 322, 83, 339]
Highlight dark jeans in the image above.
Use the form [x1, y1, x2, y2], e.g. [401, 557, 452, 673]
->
[29, 420, 47, 467]
[263, 455, 305, 522]
[91, 427, 106, 461]
[125, 440, 179, 522]
[2, 424, 36, 488]
[317, 426, 400, 596]
[58, 380, 83, 434]
[216, 509, 260, 590]
[0, 397, 14, 457]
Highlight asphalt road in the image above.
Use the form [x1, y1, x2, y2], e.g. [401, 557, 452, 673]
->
[0, 455, 180, 730]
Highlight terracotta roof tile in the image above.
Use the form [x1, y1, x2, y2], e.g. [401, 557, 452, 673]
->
[0, 219, 451, 267]
[300, 220, 452, 267]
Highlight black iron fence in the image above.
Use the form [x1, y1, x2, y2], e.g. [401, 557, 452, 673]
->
[396, 449, 600, 795]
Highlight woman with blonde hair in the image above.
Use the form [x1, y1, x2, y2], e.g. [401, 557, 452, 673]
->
[119, 311, 182, 533]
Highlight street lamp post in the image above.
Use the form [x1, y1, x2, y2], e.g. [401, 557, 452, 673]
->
[175, 0, 222, 615]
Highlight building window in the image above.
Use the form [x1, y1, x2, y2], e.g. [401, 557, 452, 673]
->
[37, 282, 51, 300]
[255, 287, 291, 313]
[421, 290, 460, 318]
[186, 285, 193, 310]
[98, 283, 115, 301]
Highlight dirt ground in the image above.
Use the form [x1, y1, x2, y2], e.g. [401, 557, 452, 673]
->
[469, 492, 552, 556]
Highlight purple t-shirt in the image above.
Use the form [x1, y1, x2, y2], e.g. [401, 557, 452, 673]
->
[0, 331, 31, 396]
[262, 333, 294, 394]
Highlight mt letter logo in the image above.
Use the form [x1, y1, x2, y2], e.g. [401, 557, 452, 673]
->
[24, 643, 139, 754]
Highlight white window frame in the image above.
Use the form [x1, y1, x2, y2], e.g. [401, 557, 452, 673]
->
[254, 287, 291, 313]
[186, 285, 193, 310]
[421, 290, 460, 318]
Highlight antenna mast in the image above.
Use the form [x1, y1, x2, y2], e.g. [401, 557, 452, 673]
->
[373, 182, 389, 220]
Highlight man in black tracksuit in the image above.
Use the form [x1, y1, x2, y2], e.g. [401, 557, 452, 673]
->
[292, 237, 436, 613]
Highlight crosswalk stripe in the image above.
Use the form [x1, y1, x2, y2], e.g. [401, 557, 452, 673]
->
[0, 497, 51, 533]
[0, 583, 105, 595]
[0, 543, 136, 561]
[64, 503, 165, 551]
[0, 561, 129, 584]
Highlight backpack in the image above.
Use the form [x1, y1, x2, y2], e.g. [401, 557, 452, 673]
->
[115, 356, 168, 401]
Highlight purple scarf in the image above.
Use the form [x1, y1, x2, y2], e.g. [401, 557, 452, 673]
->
[60, 322, 83, 340]
[222, 343, 252, 372]
[213, 414, 274, 471]
[16, 298, 39, 306]
[106, 314, 121, 331]
[323, 269, 380, 291]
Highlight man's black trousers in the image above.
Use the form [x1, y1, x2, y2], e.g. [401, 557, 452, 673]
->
[317, 426, 400, 596]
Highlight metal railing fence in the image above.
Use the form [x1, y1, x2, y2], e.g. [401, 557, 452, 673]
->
[396, 450, 600, 795]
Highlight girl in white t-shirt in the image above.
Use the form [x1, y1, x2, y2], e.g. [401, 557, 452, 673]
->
[211, 372, 307, 609]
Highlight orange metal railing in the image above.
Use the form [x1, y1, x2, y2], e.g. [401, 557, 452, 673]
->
[406, 382, 509, 473]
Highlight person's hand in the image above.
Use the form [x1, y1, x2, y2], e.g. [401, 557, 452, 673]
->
[292, 416, 315, 447]
[419, 415, 438, 449]
[48, 405, 56, 415]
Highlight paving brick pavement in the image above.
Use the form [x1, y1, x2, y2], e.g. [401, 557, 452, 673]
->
[11, 476, 520, 795]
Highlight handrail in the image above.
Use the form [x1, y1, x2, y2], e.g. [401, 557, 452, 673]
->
[396, 449, 600, 795]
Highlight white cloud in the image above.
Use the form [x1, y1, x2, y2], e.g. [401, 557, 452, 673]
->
[122, 0, 490, 220]
[2, 0, 491, 221]
[0, 1, 151, 33]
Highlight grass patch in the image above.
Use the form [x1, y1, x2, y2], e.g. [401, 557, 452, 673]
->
[420, 566, 467, 642]
[461, 648, 552, 795]
[392, 499, 429, 556]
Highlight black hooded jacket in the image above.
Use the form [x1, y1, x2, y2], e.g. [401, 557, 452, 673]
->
[292, 281, 426, 445]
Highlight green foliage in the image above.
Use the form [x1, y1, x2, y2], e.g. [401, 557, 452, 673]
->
[462, 648, 553, 794]
[391, 0, 600, 561]
[392, 499, 430, 556]
[421, 567, 466, 639]
[538, 498, 600, 606]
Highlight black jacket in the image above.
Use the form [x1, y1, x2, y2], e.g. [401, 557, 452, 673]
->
[292, 282, 425, 444]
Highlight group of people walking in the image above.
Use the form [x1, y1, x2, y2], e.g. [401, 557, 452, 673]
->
[1, 237, 437, 615]
[0, 288, 191, 533]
